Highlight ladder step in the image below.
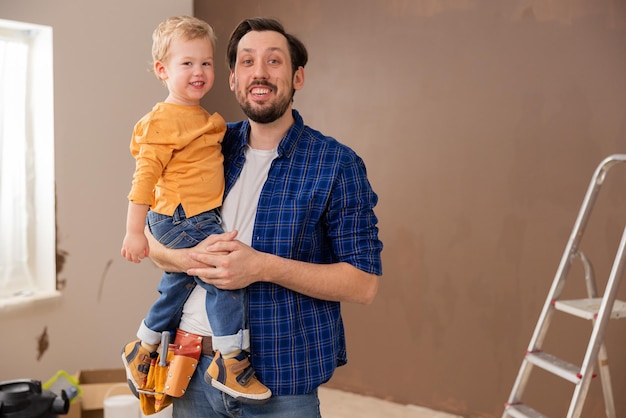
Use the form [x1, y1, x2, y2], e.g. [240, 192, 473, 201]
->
[505, 404, 548, 418]
[554, 298, 626, 320]
[525, 352, 581, 384]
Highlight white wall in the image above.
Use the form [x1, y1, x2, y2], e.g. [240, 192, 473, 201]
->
[0, 0, 193, 381]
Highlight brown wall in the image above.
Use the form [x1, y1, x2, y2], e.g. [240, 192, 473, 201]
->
[195, 1, 626, 417]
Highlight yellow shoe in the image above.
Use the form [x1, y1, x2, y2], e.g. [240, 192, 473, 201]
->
[204, 350, 271, 404]
[121, 340, 157, 396]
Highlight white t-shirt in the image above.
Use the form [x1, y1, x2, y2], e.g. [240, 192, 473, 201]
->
[178, 146, 278, 335]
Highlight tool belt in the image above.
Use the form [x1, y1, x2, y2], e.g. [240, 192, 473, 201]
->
[139, 329, 213, 415]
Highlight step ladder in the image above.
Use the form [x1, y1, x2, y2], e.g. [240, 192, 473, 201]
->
[503, 154, 626, 418]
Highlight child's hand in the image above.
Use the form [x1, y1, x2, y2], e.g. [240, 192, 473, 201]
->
[121, 232, 150, 263]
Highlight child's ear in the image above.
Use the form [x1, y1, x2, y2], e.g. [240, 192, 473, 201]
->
[155, 61, 168, 80]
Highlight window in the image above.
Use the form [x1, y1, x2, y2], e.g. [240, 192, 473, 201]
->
[0, 19, 56, 309]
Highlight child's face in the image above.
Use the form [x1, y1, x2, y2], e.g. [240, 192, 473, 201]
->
[156, 37, 215, 106]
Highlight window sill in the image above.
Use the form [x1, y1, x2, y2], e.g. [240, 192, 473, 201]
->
[0, 290, 62, 315]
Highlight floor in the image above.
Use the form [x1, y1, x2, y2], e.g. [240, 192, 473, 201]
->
[318, 387, 462, 418]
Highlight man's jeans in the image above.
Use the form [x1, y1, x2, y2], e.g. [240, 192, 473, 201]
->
[172, 354, 322, 418]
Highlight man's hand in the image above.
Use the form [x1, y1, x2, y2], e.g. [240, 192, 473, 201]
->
[147, 229, 238, 273]
[188, 233, 264, 290]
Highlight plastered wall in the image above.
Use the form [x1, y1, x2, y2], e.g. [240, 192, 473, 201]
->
[197, 1, 626, 417]
[1, 0, 625, 417]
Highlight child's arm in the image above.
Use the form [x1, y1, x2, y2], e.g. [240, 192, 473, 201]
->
[121, 202, 150, 263]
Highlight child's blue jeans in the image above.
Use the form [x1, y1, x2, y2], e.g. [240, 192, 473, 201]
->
[138, 205, 246, 354]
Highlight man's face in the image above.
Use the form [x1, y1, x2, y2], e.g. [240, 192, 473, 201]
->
[229, 30, 303, 123]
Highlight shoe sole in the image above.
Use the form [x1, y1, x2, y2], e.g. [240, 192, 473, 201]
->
[121, 349, 142, 399]
[205, 373, 271, 405]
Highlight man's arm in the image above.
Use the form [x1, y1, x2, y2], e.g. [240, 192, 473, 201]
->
[258, 253, 379, 305]
[186, 237, 380, 305]
[147, 229, 379, 304]
[146, 228, 238, 272]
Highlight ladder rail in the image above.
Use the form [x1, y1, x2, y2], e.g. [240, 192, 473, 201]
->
[567, 226, 626, 417]
[595, 344, 616, 418]
[577, 251, 616, 418]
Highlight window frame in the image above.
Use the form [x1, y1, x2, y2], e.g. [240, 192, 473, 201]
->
[0, 19, 57, 311]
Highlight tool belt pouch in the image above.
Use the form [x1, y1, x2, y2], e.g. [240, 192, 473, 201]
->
[140, 347, 174, 415]
[163, 329, 203, 397]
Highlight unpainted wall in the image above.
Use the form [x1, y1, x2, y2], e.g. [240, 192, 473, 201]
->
[196, 1, 626, 417]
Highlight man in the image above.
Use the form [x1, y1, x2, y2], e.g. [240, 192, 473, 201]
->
[147, 17, 383, 417]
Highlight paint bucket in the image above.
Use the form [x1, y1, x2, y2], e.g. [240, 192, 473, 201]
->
[102, 382, 173, 418]
[104, 394, 139, 418]
[142, 404, 173, 418]
[103, 384, 140, 418]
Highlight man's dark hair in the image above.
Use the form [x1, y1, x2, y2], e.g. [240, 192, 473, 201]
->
[226, 17, 308, 74]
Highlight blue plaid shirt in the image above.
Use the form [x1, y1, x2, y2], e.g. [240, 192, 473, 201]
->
[222, 110, 383, 395]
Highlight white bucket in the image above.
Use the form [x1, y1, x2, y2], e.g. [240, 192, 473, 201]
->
[104, 394, 140, 418]
[142, 404, 173, 418]
[103, 383, 140, 418]
[102, 382, 173, 418]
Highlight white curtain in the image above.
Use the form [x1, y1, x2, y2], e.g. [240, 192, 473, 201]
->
[0, 37, 34, 293]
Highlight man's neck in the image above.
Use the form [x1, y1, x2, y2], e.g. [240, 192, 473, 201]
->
[248, 107, 294, 150]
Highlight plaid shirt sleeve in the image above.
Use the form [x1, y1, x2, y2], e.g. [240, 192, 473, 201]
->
[326, 145, 382, 275]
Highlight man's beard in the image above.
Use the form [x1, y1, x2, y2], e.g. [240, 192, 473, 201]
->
[237, 81, 292, 124]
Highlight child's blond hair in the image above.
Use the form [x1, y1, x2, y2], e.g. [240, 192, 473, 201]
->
[151, 16, 216, 79]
